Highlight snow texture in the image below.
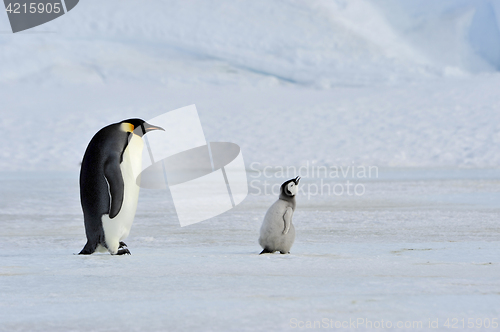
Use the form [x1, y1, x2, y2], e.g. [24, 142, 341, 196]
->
[0, 0, 500, 171]
[0, 0, 499, 331]
[0, 171, 499, 331]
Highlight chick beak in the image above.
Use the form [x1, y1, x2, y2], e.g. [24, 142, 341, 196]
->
[294, 176, 301, 185]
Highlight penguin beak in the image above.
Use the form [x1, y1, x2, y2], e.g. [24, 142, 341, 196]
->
[294, 176, 301, 185]
[143, 122, 164, 133]
[134, 122, 165, 136]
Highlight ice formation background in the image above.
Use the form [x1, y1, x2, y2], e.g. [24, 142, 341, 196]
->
[0, 1, 499, 331]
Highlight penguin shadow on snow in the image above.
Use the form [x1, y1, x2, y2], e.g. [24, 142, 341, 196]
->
[258, 176, 300, 255]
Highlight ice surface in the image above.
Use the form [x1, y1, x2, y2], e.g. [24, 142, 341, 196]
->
[1, 0, 499, 171]
[1, 76, 500, 172]
[0, 170, 499, 331]
[1, 0, 500, 87]
[1, 0, 499, 330]
[0, 0, 499, 170]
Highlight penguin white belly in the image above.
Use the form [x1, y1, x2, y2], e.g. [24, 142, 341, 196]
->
[259, 200, 295, 252]
[102, 134, 143, 254]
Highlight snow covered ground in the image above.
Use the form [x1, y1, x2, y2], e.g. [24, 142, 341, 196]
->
[1, 75, 500, 171]
[1, 0, 500, 171]
[0, 170, 499, 331]
[1, 0, 500, 331]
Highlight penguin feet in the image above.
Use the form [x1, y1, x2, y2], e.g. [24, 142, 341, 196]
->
[119, 241, 128, 249]
[280, 251, 290, 254]
[259, 248, 274, 255]
[116, 248, 131, 255]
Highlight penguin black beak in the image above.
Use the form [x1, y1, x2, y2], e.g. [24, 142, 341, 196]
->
[143, 122, 164, 133]
[294, 176, 301, 185]
[134, 122, 164, 137]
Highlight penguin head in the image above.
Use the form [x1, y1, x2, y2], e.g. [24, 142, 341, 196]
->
[119, 119, 164, 137]
[280, 176, 300, 198]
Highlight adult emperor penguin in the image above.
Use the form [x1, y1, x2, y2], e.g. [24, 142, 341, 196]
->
[79, 119, 163, 255]
[259, 176, 300, 254]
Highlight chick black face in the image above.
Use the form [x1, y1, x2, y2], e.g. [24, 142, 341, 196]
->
[120, 118, 164, 137]
[281, 176, 301, 197]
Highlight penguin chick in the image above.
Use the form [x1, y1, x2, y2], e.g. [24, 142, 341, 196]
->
[79, 119, 163, 255]
[259, 176, 300, 254]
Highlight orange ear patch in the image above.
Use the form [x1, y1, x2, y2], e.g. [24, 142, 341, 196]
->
[120, 123, 134, 132]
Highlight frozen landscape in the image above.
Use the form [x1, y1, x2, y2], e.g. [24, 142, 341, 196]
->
[0, 0, 499, 331]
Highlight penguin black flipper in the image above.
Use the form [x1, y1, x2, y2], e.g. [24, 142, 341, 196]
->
[79, 119, 163, 255]
[104, 154, 125, 219]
